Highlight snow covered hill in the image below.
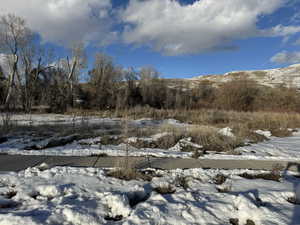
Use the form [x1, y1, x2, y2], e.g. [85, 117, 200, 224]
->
[189, 64, 300, 88]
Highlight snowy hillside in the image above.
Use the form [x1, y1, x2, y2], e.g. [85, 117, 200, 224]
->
[190, 64, 300, 88]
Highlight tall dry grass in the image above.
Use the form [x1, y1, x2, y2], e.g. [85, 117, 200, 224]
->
[67, 107, 300, 133]
[159, 124, 244, 153]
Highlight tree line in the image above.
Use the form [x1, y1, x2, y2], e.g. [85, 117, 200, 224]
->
[1, 14, 300, 114]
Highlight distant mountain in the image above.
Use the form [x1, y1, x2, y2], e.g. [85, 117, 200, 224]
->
[188, 64, 300, 89]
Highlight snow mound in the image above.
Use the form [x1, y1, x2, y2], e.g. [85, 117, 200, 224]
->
[255, 130, 272, 138]
[36, 185, 62, 198]
[0, 215, 39, 225]
[218, 127, 235, 138]
[63, 208, 100, 225]
[98, 192, 131, 218]
[233, 194, 262, 225]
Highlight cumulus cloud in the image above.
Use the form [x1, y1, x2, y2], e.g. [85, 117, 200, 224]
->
[0, 0, 116, 46]
[121, 0, 300, 55]
[271, 51, 300, 64]
[1, 0, 299, 56]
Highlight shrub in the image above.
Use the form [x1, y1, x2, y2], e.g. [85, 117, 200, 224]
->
[154, 184, 176, 194]
[214, 78, 261, 112]
[287, 196, 300, 205]
[175, 176, 190, 190]
[107, 158, 151, 181]
[107, 168, 147, 181]
[0, 112, 15, 135]
[213, 174, 227, 185]
[239, 172, 281, 182]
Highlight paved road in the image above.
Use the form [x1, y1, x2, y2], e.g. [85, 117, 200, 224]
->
[1, 155, 300, 172]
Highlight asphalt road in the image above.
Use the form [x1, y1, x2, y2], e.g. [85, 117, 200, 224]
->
[1, 155, 300, 172]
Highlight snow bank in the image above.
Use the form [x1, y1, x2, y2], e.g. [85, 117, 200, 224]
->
[218, 127, 235, 138]
[0, 166, 299, 224]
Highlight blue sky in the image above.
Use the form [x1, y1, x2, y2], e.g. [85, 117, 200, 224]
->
[1, 0, 300, 78]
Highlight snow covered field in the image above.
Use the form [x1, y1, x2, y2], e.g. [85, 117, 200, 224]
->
[1, 114, 300, 161]
[0, 165, 299, 225]
[1, 114, 300, 224]
[204, 131, 300, 161]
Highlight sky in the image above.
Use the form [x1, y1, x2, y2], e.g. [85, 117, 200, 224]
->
[1, 0, 300, 78]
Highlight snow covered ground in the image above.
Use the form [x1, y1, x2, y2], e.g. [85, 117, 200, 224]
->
[204, 131, 300, 161]
[0, 165, 299, 225]
[1, 114, 300, 161]
[2, 113, 185, 127]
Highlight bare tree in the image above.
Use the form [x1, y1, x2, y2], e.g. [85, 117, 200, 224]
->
[19, 45, 55, 112]
[139, 66, 166, 108]
[0, 14, 32, 109]
[88, 52, 121, 109]
[65, 43, 86, 107]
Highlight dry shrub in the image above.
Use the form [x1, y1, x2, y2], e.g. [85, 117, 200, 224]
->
[107, 168, 145, 181]
[201, 133, 244, 152]
[213, 174, 227, 185]
[188, 126, 244, 152]
[270, 128, 293, 137]
[154, 184, 176, 194]
[67, 108, 300, 142]
[232, 124, 268, 144]
[157, 133, 184, 149]
[107, 158, 151, 181]
[67, 108, 300, 132]
[129, 126, 158, 138]
[130, 134, 183, 149]
[239, 172, 281, 182]
[175, 176, 190, 190]
[246, 220, 256, 225]
[255, 86, 300, 112]
[192, 150, 203, 158]
[229, 218, 239, 225]
[209, 110, 230, 125]
[159, 124, 244, 153]
[287, 196, 300, 205]
[104, 215, 123, 221]
[0, 112, 15, 135]
[1, 190, 17, 199]
[214, 78, 260, 112]
[216, 185, 232, 193]
[230, 218, 256, 224]
[100, 135, 123, 145]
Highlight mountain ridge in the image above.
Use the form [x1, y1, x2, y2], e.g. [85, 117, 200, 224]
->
[187, 64, 300, 88]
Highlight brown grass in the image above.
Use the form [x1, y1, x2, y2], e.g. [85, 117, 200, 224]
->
[107, 168, 148, 181]
[107, 158, 151, 181]
[100, 135, 124, 145]
[154, 184, 176, 194]
[213, 174, 227, 185]
[159, 124, 244, 153]
[216, 186, 232, 193]
[66, 108, 300, 137]
[175, 176, 190, 190]
[239, 172, 281, 182]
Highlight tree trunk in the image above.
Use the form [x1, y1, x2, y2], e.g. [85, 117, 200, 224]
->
[4, 54, 18, 108]
[68, 60, 77, 107]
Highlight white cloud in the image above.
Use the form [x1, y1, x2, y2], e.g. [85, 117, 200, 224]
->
[295, 38, 300, 45]
[262, 25, 300, 37]
[0, 0, 116, 47]
[1, 0, 299, 56]
[271, 51, 300, 64]
[121, 0, 300, 55]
